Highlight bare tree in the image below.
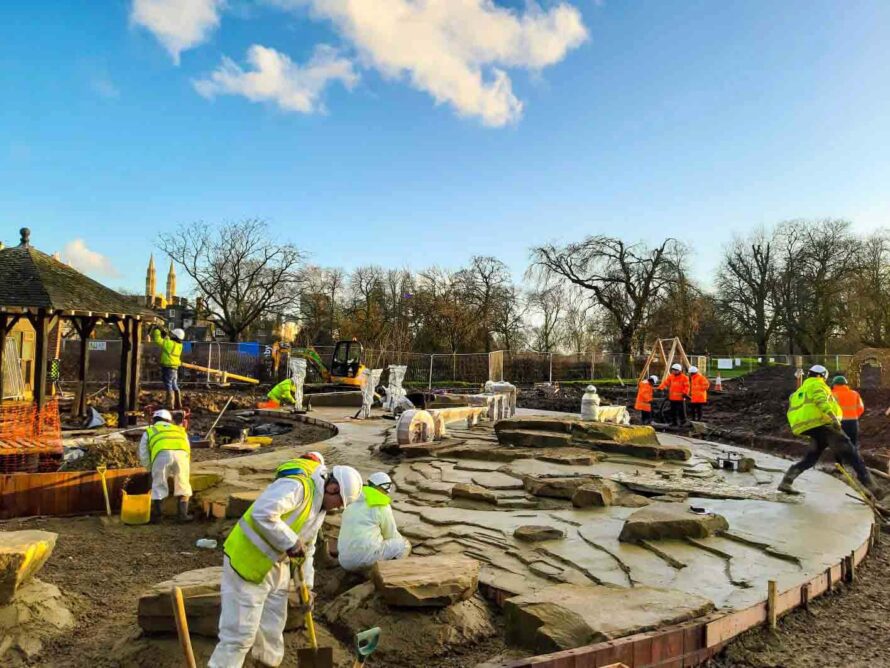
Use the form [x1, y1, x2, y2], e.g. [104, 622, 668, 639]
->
[458, 256, 512, 352]
[491, 286, 528, 352]
[159, 219, 304, 341]
[562, 288, 598, 355]
[846, 231, 890, 347]
[529, 285, 566, 353]
[530, 236, 681, 357]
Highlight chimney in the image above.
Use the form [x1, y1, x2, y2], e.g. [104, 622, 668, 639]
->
[18, 228, 30, 248]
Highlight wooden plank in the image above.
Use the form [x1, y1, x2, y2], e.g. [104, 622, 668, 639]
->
[705, 603, 765, 647]
[0, 313, 6, 402]
[594, 642, 635, 668]
[128, 320, 142, 414]
[632, 632, 654, 666]
[651, 627, 684, 668]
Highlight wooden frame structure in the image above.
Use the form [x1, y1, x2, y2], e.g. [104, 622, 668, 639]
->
[0, 228, 160, 426]
[637, 337, 692, 383]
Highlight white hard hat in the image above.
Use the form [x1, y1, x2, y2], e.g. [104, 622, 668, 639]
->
[809, 364, 828, 377]
[306, 451, 325, 466]
[688, 366, 698, 374]
[585, 385, 597, 393]
[368, 471, 394, 492]
[332, 465, 363, 506]
[152, 409, 173, 422]
[671, 363, 682, 371]
[171, 328, 186, 340]
[649, 375, 659, 383]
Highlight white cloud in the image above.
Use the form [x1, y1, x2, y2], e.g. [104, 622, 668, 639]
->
[62, 240, 121, 278]
[131, 0, 223, 65]
[276, 0, 589, 126]
[193, 44, 358, 113]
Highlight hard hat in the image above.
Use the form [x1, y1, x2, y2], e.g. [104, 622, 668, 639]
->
[809, 364, 828, 378]
[172, 328, 186, 340]
[688, 365, 698, 374]
[331, 465, 363, 506]
[649, 375, 659, 384]
[671, 363, 682, 372]
[831, 375, 848, 387]
[152, 409, 173, 422]
[585, 385, 597, 393]
[368, 471, 394, 493]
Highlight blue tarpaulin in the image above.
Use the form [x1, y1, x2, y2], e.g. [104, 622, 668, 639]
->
[237, 342, 261, 356]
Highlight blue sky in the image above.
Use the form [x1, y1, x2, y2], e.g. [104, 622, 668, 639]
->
[1, 0, 888, 294]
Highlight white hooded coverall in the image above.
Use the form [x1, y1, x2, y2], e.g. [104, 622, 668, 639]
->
[337, 488, 411, 572]
[208, 467, 327, 668]
[137, 427, 192, 500]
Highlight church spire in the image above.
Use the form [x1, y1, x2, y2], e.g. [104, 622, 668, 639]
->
[146, 255, 156, 307]
[166, 259, 176, 305]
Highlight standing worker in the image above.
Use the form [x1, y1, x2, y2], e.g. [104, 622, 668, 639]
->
[780, 365, 880, 497]
[260, 377, 297, 409]
[635, 375, 658, 425]
[830, 375, 865, 448]
[138, 409, 193, 522]
[688, 366, 710, 422]
[337, 471, 411, 572]
[208, 463, 363, 668]
[151, 325, 184, 411]
[659, 363, 690, 426]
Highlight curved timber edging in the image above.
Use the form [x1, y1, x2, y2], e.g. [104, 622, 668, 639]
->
[488, 521, 877, 668]
[253, 409, 340, 438]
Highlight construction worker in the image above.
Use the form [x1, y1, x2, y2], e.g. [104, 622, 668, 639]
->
[337, 471, 411, 572]
[151, 326, 184, 411]
[659, 363, 690, 426]
[208, 463, 363, 668]
[635, 375, 658, 425]
[688, 366, 710, 422]
[831, 375, 865, 448]
[260, 377, 297, 409]
[138, 409, 193, 522]
[780, 364, 879, 496]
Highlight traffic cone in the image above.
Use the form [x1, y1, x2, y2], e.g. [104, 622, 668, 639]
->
[714, 374, 723, 393]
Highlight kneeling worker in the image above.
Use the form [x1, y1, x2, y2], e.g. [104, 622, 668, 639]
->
[635, 375, 658, 425]
[261, 377, 297, 409]
[688, 366, 710, 422]
[780, 365, 879, 497]
[138, 409, 193, 522]
[338, 471, 411, 572]
[208, 462, 363, 668]
[830, 375, 864, 448]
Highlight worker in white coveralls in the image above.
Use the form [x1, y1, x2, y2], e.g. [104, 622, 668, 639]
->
[337, 471, 411, 572]
[137, 409, 193, 522]
[208, 460, 363, 668]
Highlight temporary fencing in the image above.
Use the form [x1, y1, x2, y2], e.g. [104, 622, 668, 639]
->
[0, 398, 63, 473]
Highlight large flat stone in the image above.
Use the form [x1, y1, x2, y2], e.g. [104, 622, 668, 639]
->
[504, 583, 714, 652]
[514, 525, 565, 542]
[225, 490, 261, 518]
[138, 567, 305, 637]
[524, 476, 594, 500]
[618, 504, 729, 543]
[572, 481, 613, 507]
[372, 555, 480, 607]
[451, 482, 499, 504]
[471, 472, 524, 490]
[0, 531, 57, 604]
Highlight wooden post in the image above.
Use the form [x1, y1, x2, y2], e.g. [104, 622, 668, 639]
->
[128, 320, 142, 414]
[75, 317, 97, 418]
[767, 579, 777, 631]
[0, 313, 6, 403]
[32, 311, 49, 410]
[117, 319, 132, 427]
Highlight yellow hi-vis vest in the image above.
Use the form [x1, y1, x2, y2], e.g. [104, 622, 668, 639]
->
[145, 422, 190, 464]
[275, 458, 321, 480]
[224, 475, 314, 584]
[151, 329, 183, 368]
[787, 377, 842, 436]
[267, 379, 296, 404]
[362, 485, 391, 507]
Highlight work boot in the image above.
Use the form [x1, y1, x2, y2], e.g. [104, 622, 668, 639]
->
[165, 390, 175, 411]
[151, 500, 164, 523]
[174, 390, 183, 411]
[778, 469, 802, 495]
[177, 498, 194, 523]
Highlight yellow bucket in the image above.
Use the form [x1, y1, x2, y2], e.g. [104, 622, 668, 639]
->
[121, 490, 152, 525]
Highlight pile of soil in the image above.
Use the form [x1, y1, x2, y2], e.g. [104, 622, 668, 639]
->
[62, 437, 141, 471]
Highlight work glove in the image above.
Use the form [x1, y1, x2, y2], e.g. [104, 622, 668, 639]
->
[286, 540, 306, 559]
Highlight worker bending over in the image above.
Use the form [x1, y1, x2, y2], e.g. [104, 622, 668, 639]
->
[208, 460, 362, 668]
[138, 409, 193, 522]
[338, 471, 411, 572]
[635, 375, 658, 425]
[151, 326, 184, 411]
[831, 376, 864, 449]
[260, 378, 297, 409]
[780, 365, 879, 497]
[659, 364, 690, 426]
[688, 366, 710, 422]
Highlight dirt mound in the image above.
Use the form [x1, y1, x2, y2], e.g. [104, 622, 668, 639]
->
[62, 436, 141, 471]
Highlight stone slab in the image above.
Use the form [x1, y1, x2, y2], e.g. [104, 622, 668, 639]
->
[471, 472, 524, 490]
[618, 504, 729, 543]
[572, 482, 613, 507]
[372, 555, 480, 607]
[451, 483, 499, 504]
[0, 531, 57, 604]
[226, 490, 261, 518]
[514, 525, 565, 542]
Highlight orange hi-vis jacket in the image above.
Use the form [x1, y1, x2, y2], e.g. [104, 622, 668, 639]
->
[831, 385, 864, 420]
[635, 381, 654, 412]
[690, 373, 710, 404]
[659, 373, 690, 401]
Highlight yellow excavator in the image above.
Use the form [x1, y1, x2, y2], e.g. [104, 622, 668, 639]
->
[290, 339, 367, 389]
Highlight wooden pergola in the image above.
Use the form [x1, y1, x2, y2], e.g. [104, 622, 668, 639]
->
[0, 228, 160, 426]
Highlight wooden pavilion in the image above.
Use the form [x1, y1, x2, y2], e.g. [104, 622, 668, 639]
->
[0, 228, 159, 426]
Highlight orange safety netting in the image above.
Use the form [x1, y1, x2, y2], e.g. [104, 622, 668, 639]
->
[0, 399, 63, 473]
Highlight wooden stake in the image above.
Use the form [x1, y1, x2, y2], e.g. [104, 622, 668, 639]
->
[171, 586, 197, 668]
[767, 579, 777, 631]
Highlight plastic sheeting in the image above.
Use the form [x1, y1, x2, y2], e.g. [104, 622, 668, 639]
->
[383, 364, 413, 415]
[358, 368, 383, 419]
[288, 357, 307, 412]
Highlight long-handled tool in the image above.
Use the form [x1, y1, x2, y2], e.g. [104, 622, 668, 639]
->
[170, 586, 197, 668]
[353, 627, 381, 667]
[293, 557, 333, 668]
[96, 465, 111, 516]
[204, 395, 234, 440]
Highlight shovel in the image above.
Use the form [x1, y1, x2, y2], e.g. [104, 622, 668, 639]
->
[353, 627, 381, 667]
[293, 557, 334, 668]
[96, 465, 111, 516]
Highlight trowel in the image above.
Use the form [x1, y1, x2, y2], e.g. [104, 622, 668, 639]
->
[293, 557, 334, 668]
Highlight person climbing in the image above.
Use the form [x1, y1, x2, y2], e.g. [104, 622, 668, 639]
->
[208, 463, 363, 668]
[259, 377, 297, 409]
[831, 375, 865, 448]
[337, 471, 411, 572]
[635, 375, 658, 425]
[780, 365, 880, 497]
[688, 366, 710, 422]
[138, 409, 193, 522]
[151, 325, 184, 411]
[659, 363, 690, 426]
